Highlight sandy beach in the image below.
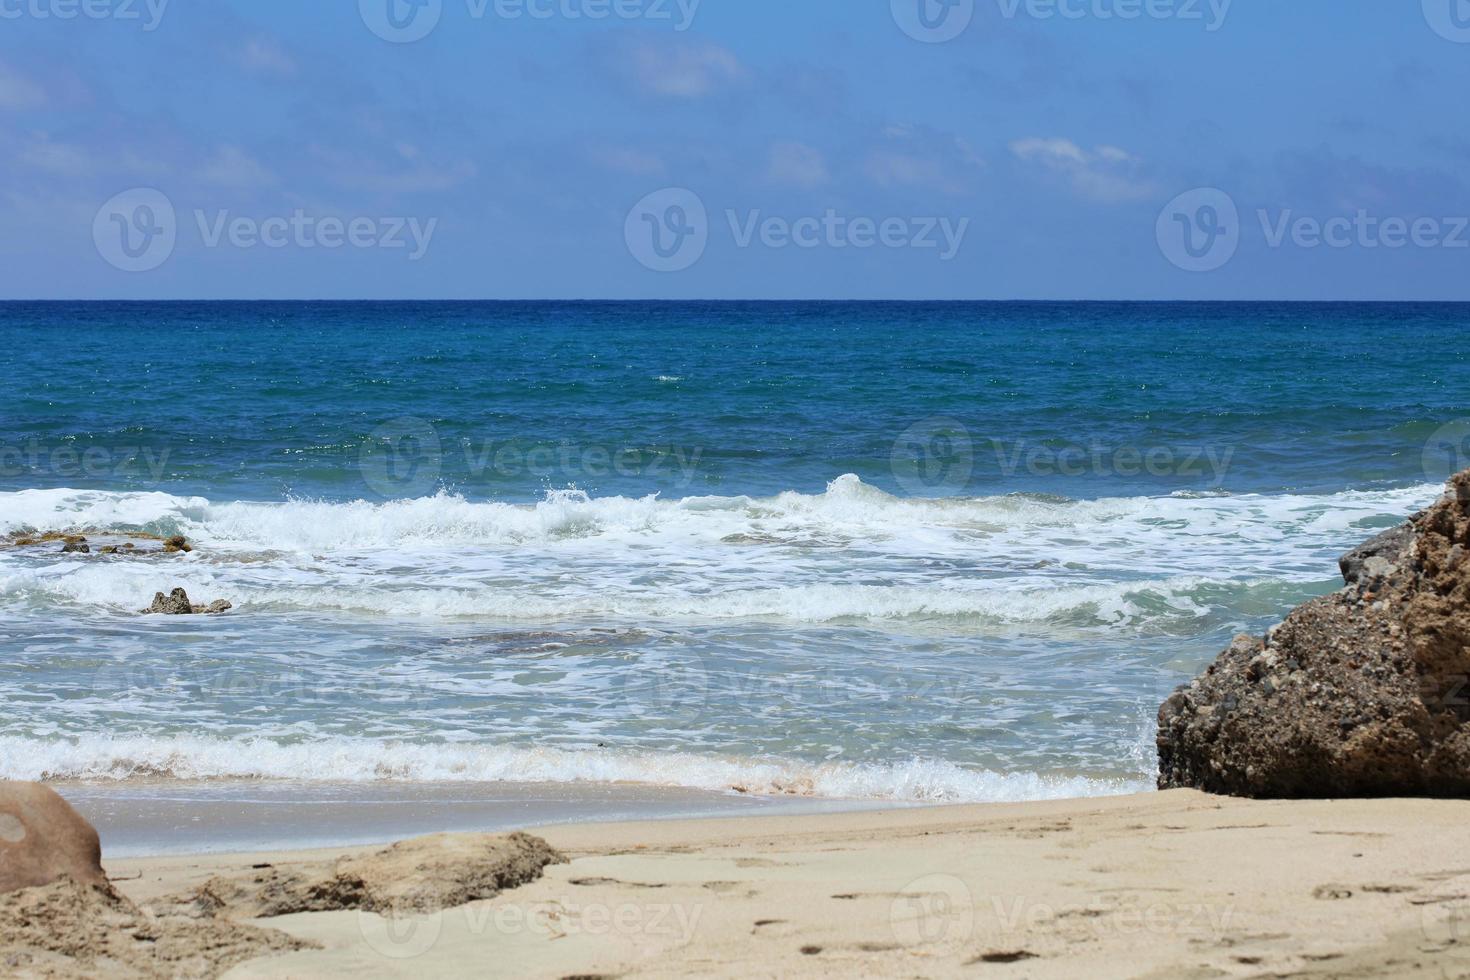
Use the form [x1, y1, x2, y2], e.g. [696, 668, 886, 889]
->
[90, 790, 1470, 978]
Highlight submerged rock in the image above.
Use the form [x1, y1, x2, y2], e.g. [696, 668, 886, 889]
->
[1158, 468, 1470, 798]
[174, 832, 566, 919]
[0, 782, 107, 895]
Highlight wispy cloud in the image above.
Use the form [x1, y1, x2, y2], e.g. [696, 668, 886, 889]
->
[766, 141, 828, 188]
[592, 145, 667, 178]
[199, 145, 277, 188]
[864, 124, 983, 196]
[1009, 137, 1156, 203]
[236, 36, 298, 78]
[612, 38, 745, 99]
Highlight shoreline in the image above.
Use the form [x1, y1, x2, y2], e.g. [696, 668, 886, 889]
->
[53, 779, 921, 858]
[94, 789, 1470, 978]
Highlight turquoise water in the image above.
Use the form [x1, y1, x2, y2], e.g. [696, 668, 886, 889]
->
[2, 301, 1467, 803]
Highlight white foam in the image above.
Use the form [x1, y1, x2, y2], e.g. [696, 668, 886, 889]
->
[0, 479, 1440, 628]
[0, 734, 1144, 804]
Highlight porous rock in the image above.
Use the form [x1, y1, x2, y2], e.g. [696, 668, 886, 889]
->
[1158, 469, 1470, 798]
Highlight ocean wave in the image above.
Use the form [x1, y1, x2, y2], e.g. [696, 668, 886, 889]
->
[0, 735, 1146, 804]
[0, 562, 1297, 628]
[0, 477, 1438, 629]
[0, 476, 1441, 552]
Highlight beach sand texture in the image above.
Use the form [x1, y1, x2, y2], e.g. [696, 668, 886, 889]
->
[88, 790, 1470, 978]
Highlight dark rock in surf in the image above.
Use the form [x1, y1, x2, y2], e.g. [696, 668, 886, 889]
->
[61, 542, 90, 554]
[1158, 468, 1470, 798]
[146, 588, 195, 615]
[142, 589, 233, 615]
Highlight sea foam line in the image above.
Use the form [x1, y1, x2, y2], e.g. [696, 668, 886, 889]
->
[0, 735, 1148, 804]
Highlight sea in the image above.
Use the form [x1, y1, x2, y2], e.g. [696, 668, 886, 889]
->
[2, 301, 1467, 848]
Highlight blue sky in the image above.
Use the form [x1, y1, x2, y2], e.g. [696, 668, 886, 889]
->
[3, 0, 1470, 299]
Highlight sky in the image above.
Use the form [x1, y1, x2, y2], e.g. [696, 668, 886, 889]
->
[2, 0, 1470, 300]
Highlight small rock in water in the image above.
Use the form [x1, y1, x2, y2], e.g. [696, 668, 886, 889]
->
[143, 589, 233, 615]
[145, 588, 195, 615]
[162, 535, 192, 553]
[60, 542, 90, 554]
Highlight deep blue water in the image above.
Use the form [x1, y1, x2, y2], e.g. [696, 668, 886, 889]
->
[4, 301, 1468, 502]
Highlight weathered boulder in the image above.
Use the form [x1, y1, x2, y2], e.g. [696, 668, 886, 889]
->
[0, 782, 106, 895]
[174, 832, 565, 919]
[1158, 469, 1470, 798]
[142, 590, 232, 615]
[145, 588, 194, 615]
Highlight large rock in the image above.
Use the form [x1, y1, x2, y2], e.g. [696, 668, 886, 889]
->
[179, 832, 566, 919]
[1158, 469, 1470, 798]
[0, 782, 107, 895]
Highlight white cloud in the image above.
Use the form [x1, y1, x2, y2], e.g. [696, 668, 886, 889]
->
[624, 40, 744, 99]
[237, 36, 297, 78]
[199, 145, 276, 187]
[862, 126, 982, 196]
[1009, 137, 1156, 203]
[766, 141, 828, 188]
[594, 145, 666, 178]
